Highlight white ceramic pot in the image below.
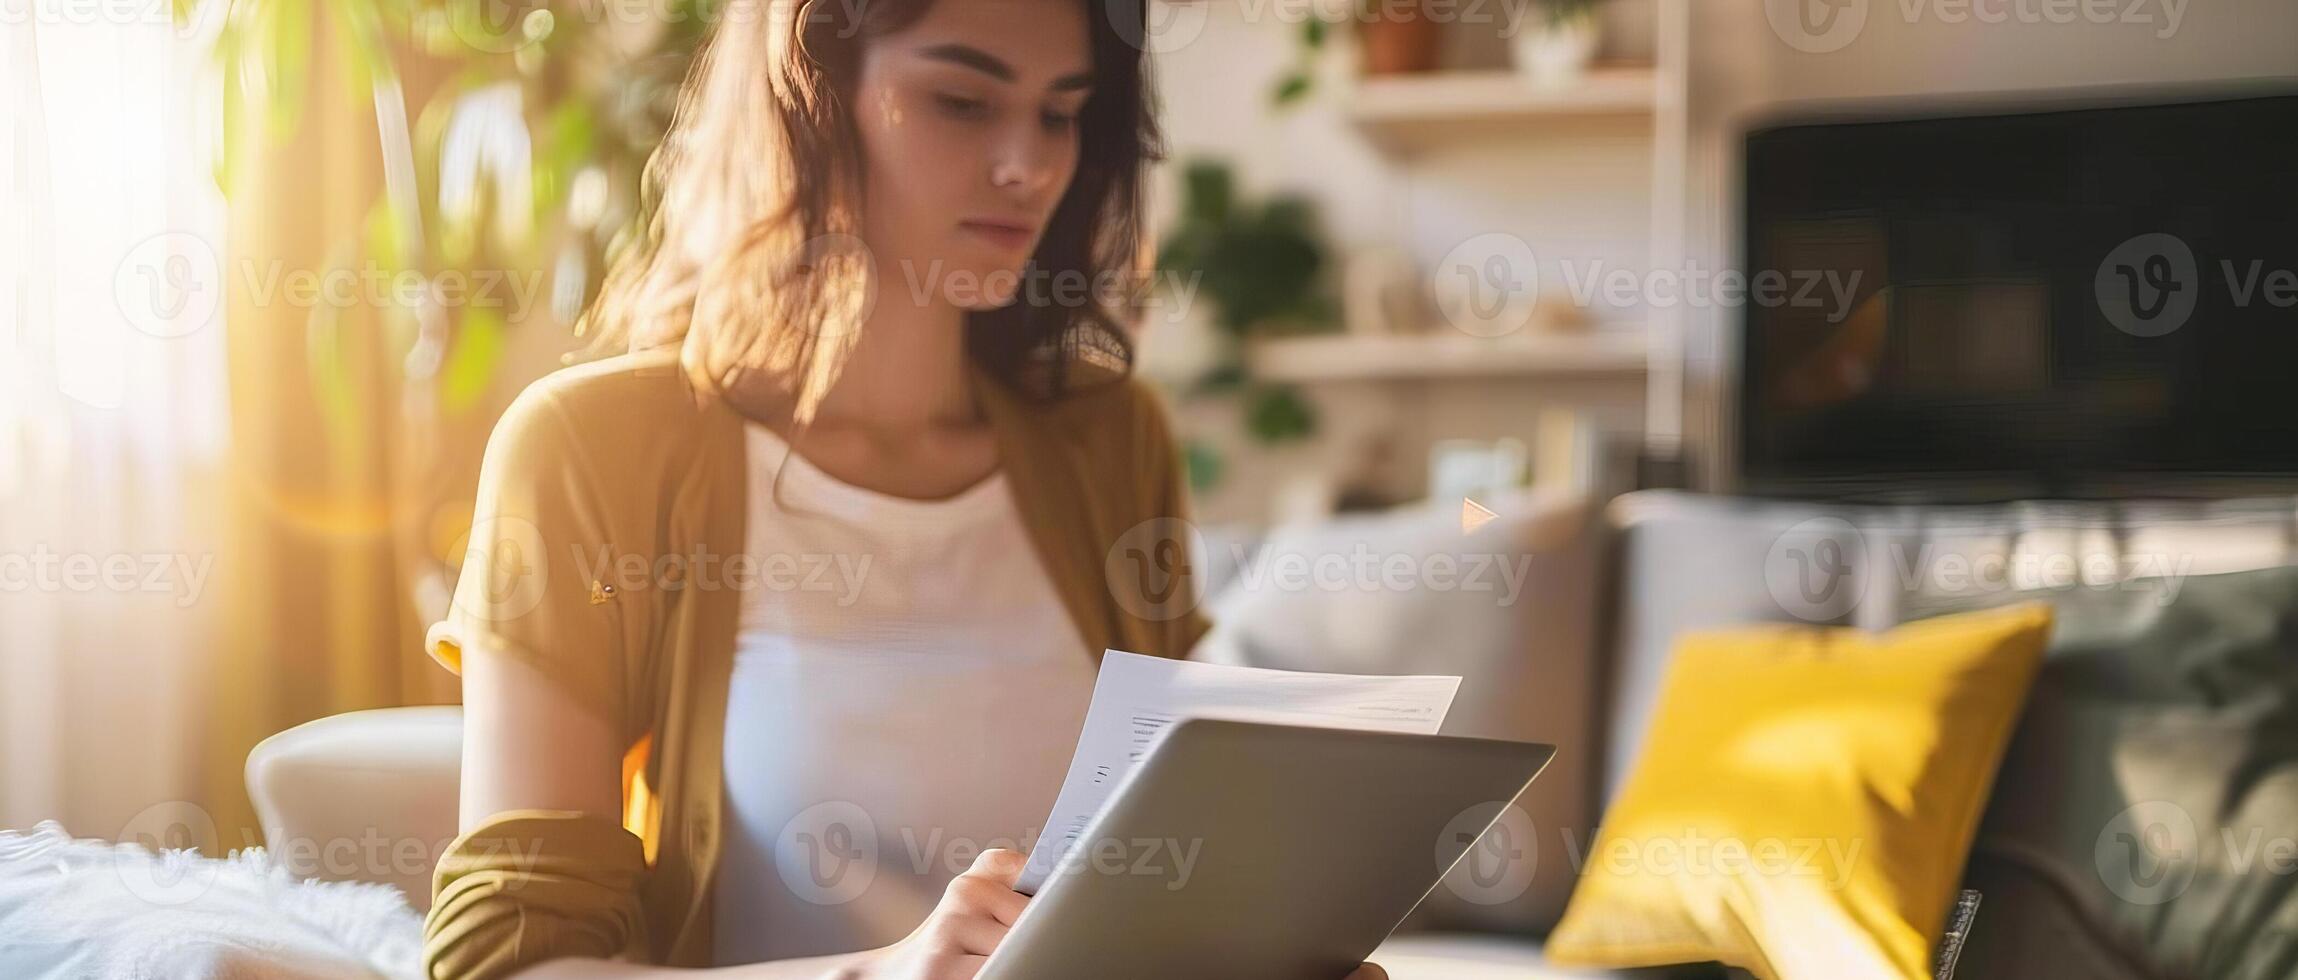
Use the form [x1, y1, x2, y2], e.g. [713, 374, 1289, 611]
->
[1512, 8, 1600, 87]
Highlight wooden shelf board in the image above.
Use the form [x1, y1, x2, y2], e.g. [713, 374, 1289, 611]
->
[1246, 331, 1650, 382]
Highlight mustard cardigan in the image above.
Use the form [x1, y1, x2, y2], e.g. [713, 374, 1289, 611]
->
[420, 346, 1210, 979]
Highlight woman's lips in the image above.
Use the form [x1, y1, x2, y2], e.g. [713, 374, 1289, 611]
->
[960, 220, 1035, 251]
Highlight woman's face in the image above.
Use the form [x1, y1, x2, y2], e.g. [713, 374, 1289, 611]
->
[852, 0, 1094, 311]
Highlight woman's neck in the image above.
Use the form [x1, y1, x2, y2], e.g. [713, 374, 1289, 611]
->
[807, 294, 979, 432]
[730, 294, 1003, 500]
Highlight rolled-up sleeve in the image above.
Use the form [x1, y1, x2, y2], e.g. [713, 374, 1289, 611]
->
[423, 810, 649, 980]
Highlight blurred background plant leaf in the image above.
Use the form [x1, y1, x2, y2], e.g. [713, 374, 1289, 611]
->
[185, 0, 701, 415]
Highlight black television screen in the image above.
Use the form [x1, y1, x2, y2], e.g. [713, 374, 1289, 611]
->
[1738, 92, 2298, 498]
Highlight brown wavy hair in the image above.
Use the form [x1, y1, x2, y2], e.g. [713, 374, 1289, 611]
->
[581, 0, 1163, 418]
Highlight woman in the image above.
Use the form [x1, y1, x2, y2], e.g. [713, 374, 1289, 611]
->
[420, 0, 1389, 977]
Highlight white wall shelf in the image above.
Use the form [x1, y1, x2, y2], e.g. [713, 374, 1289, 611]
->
[1346, 66, 1659, 155]
[1246, 331, 1649, 383]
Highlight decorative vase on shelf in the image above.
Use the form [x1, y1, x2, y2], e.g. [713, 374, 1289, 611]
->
[1341, 246, 1425, 335]
[1360, 0, 1443, 75]
[1512, 5, 1601, 87]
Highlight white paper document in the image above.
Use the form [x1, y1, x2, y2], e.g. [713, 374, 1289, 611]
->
[1016, 650, 1463, 894]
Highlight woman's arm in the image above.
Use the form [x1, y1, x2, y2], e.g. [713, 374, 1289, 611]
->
[457, 645, 621, 826]
[459, 648, 880, 979]
[501, 951, 868, 980]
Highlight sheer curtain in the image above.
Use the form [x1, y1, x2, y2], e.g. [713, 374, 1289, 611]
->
[1, 2, 232, 840]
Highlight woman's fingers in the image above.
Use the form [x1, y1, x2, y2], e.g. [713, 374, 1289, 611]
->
[1344, 964, 1389, 980]
[921, 847, 1030, 955]
[945, 867, 1029, 926]
[922, 909, 1008, 957]
[948, 848, 1031, 926]
[873, 849, 1030, 976]
[959, 847, 1027, 888]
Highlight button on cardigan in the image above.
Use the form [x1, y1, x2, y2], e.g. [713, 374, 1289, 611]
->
[419, 345, 1210, 979]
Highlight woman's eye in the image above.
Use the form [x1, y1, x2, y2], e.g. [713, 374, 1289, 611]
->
[934, 93, 990, 120]
[1040, 109, 1079, 133]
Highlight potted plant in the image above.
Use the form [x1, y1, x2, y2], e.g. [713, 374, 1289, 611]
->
[1155, 159, 1337, 449]
[1271, 0, 1446, 107]
[1358, 0, 1444, 76]
[1511, 0, 1605, 86]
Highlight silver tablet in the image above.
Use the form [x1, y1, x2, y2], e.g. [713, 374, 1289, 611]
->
[980, 717, 1556, 980]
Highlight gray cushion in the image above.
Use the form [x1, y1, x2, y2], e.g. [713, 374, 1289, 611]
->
[1905, 566, 2298, 980]
[1195, 490, 1603, 936]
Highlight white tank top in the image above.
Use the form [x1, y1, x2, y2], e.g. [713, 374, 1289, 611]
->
[711, 422, 1096, 966]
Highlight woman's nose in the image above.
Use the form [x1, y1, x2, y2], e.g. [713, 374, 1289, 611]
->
[989, 126, 1059, 197]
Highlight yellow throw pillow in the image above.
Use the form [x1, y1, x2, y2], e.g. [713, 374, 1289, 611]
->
[1545, 602, 2053, 980]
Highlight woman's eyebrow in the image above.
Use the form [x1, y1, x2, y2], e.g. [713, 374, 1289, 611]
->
[917, 42, 1094, 91]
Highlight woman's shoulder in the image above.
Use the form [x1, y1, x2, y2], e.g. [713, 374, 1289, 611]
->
[515, 345, 711, 422]
[483, 345, 735, 482]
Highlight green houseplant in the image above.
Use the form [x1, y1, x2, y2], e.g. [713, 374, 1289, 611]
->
[1154, 159, 1337, 449]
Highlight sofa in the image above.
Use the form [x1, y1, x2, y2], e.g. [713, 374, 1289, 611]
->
[1198, 488, 2298, 979]
[249, 488, 2298, 978]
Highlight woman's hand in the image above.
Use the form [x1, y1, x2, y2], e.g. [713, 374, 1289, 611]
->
[846, 848, 1031, 980]
[833, 847, 1389, 980]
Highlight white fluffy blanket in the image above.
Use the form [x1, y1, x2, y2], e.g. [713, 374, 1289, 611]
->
[0, 821, 423, 979]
